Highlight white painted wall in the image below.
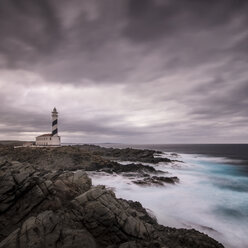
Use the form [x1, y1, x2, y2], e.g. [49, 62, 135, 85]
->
[35, 135, 61, 146]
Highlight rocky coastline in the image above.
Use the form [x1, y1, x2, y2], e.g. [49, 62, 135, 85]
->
[0, 144, 224, 248]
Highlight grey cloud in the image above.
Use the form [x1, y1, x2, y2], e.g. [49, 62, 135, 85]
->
[0, 0, 131, 83]
[0, 0, 62, 68]
[0, 107, 49, 132]
[124, 0, 248, 42]
[0, 102, 147, 138]
[0, 0, 247, 85]
[184, 77, 248, 127]
[0, 0, 248, 143]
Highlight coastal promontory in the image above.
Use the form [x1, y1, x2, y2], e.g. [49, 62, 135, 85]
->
[0, 144, 224, 248]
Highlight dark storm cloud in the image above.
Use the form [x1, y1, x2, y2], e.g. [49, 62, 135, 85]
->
[0, 0, 62, 68]
[189, 79, 248, 119]
[125, 0, 248, 42]
[0, 95, 50, 132]
[0, 0, 247, 83]
[0, 0, 248, 143]
[0, 0, 131, 82]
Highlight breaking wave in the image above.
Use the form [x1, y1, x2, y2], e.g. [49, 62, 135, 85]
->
[88, 152, 248, 248]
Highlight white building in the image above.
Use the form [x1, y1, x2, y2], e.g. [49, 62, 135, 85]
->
[35, 108, 61, 146]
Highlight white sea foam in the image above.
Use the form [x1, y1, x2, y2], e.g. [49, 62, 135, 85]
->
[88, 153, 248, 248]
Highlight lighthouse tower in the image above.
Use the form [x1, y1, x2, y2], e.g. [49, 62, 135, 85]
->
[52, 107, 58, 136]
[35, 107, 61, 146]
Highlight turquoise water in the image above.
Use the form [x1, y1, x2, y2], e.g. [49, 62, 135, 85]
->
[89, 152, 248, 248]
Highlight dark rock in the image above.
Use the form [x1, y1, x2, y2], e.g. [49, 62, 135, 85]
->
[71, 186, 153, 246]
[170, 153, 179, 157]
[107, 240, 168, 248]
[77, 145, 172, 164]
[0, 160, 91, 242]
[87, 161, 165, 177]
[70, 186, 223, 248]
[0, 210, 97, 248]
[133, 176, 179, 186]
[0, 173, 224, 248]
[123, 200, 158, 225]
[152, 176, 179, 184]
[0, 145, 172, 171]
[0, 145, 102, 170]
[0, 145, 224, 248]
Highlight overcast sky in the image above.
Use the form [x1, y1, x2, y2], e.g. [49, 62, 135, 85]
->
[0, 0, 248, 144]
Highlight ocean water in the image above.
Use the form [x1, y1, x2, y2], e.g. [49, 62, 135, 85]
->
[88, 144, 248, 248]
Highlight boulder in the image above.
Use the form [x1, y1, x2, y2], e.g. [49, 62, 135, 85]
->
[0, 210, 97, 248]
[0, 160, 91, 242]
[72, 186, 154, 246]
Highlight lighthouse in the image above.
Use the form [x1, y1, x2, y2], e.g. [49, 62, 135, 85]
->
[35, 108, 61, 146]
[52, 107, 58, 136]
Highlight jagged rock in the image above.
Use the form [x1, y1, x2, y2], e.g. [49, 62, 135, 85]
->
[78, 145, 172, 164]
[0, 210, 97, 248]
[0, 145, 174, 171]
[0, 145, 171, 184]
[71, 186, 223, 248]
[122, 200, 157, 225]
[133, 176, 179, 186]
[0, 160, 91, 242]
[170, 153, 179, 157]
[0, 146, 101, 170]
[107, 240, 169, 248]
[0, 146, 224, 248]
[0, 182, 225, 248]
[88, 161, 162, 174]
[71, 186, 155, 246]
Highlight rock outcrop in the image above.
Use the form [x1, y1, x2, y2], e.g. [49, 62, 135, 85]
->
[71, 186, 154, 246]
[88, 161, 161, 174]
[0, 145, 173, 170]
[78, 145, 173, 164]
[133, 176, 179, 186]
[0, 158, 224, 248]
[0, 210, 97, 248]
[0, 145, 224, 248]
[0, 160, 91, 242]
[0, 145, 98, 170]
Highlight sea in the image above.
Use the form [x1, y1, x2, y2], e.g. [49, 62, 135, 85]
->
[87, 144, 248, 248]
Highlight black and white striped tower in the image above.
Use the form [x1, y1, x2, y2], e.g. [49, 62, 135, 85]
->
[52, 107, 58, 136]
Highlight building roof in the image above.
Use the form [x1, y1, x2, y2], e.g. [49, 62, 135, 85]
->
[37, 133, 52, 137]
